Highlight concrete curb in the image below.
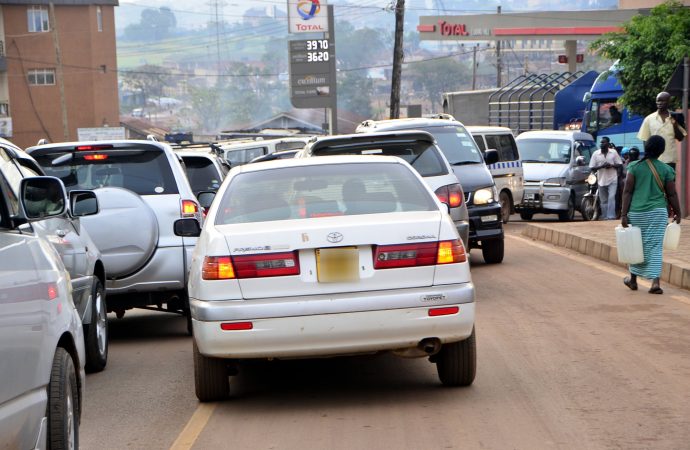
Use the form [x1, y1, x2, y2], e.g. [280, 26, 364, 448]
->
[522, 224, 690, 291]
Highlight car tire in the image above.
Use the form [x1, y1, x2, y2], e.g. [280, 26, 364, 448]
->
[581, 196, 596, 221]
[499, 191, 512, 224]
[481, 238, 504, 264]
[558, 195, 576, 222]
[84, 279, 108, 373]
[48, 348, 79, 450]
[194, 340, 229, 402]
[436, 328, 476, 387]
[519, 212, 533, 221]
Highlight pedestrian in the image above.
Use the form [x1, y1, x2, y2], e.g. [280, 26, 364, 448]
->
[589, 136, 623, 220]
[609, 105, 622, 124]
[620, 135, 681, 294]
[637, 91, 687, 170]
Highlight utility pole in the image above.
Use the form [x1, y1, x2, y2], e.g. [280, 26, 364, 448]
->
[496, 5, 502, 88]
[207, 0, 226, 78]
[389, 0, 405, 119]
[49, 3, 69, 140]
[682, 55, 689, 216]
[472, 44, 478, 90]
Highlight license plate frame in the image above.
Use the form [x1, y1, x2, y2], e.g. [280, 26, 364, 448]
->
[316, 247, 360, 283]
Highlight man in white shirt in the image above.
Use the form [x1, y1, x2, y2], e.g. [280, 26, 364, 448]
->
[637, 91, 687, 169]
[589, 136, 623, 220]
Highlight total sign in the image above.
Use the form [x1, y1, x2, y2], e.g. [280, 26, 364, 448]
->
[288, 0, 329, 33]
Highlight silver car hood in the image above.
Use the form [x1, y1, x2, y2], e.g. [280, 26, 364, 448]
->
[522, 163, 568, 182]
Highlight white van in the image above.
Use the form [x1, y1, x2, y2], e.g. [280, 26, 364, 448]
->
[220, 137, 311, 167]
[466, 126, 524, 223]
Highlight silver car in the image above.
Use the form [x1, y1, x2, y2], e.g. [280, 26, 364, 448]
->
[0, 175, 85, 449]
[1, 141, 108, 372]
[27, 140, 202, 333]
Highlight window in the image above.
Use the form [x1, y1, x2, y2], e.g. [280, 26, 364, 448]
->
[485, 134, 519, 162]
[96, 6, 103, 32]
[27, 69, 56, 86]
[473, 135, 486, 151]
[0, 148, 23, 214]
[27, 6, 50, 33]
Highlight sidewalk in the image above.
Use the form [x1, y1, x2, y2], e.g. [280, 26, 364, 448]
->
[522, 220, 690, 290]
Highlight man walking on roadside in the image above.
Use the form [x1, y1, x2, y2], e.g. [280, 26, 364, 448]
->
[637, 91, 687, 170]
[590, 136, 623, 220]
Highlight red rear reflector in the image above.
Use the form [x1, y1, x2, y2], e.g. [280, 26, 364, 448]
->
[83, 154, 108, 161]
[374, 242, 438, 269]
[220, 322, 253, 331]
[233, 251, 300, 278]
[181, 199, 199, 217]
[47, 283, 58, 300]
[437, 240, 466, 264]
[435, 184, 464, 209]
[428, 306, 459, 317]
[202, 256, 235, 280]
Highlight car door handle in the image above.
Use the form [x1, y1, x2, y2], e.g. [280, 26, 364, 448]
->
[56, 229, 69, 237]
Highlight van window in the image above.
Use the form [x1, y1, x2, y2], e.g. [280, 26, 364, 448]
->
[473, 135, 486, 151]
[485, 134, 519, 162]
[575, 140, 597, 164]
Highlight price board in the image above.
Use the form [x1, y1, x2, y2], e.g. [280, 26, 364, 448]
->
[289, 38, 336, 109]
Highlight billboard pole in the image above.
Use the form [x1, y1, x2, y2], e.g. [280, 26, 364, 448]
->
[326, 5, 337, 135]
[682, 55, 688, 217]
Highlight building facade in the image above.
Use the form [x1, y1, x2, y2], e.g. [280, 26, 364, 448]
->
[0, 0, 119, 148]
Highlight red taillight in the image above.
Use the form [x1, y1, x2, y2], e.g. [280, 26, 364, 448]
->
[202, 252, 300, 280]
[220, 322, 253, 331]
[435, 184, 464, 208]
[202, 256, 235, 280]
[76, 145, 113, 151]
[47, 283, 58, 300]
[428, 306, 459, 317]
[83, 154, 108, 161]
[373, 242, 438, 269]
[437, 239, 466, 264]
[181, 199, 199, 218]
[233, 251, 300, 278]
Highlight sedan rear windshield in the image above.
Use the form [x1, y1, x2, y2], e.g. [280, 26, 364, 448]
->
[517, 139, 572, 164]
[310, 141, 447, 177]
[33, 148, 179, 195]
[215, 162, 437, 225]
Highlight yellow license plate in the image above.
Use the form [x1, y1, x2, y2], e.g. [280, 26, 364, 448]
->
[316, 247, 360, 283]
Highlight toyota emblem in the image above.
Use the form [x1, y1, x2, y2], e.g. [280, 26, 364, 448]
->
[326, 232, 343, 243]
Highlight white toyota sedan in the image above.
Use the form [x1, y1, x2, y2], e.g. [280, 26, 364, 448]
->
[177, 155, 476, 401]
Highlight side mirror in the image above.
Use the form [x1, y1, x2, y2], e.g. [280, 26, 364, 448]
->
[70, 190, 99, 217]
[484, 149, 499, 166]
[20, 176, 67, 220]
[174, 218, 202, 237]
[575, 156, 586, 166]
[197, 191, 216, 211]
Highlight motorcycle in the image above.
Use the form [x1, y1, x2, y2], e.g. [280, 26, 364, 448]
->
[581, 171, 600, 221]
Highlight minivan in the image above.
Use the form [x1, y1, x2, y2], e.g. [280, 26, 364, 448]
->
[515, 130, 597, 221]
[466, 126, 524, 223]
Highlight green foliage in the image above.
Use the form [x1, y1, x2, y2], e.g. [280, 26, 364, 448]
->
[406, 58, 471, 111]
[335, 21, 390, 69]
[120, 65, 173, 104]
[123, 7, 177, 41]
[590, 1, 690, 116]
[338, 72, 374, 118]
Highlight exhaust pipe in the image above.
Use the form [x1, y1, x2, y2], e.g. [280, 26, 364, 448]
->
[418, 338, 442, 355]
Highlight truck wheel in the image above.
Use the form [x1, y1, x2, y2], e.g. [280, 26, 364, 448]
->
[84, 280, 108, 373]
[436, 328, 476, 387]
[194, 340, 229, 402]
[482, 239, 504, 264]
[499, 191, 511, 224]
[519, 212, 533, 221]
[48, 348, 80, 450]
[558, 195, 576, 222]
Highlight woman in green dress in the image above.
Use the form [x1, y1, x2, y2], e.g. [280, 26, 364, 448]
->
[620, 135, 682, 294]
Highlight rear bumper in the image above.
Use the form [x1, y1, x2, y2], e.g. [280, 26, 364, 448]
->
[192, 283, 475, 359]
[105, 246, 187, 297]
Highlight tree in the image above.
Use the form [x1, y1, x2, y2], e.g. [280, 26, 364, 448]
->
[590, 1, 690, 116]
[338, 71, 374, 118]
[123, 7, 177, 41]
[406, 58, 471, 111]
[120, 65, 173, 107]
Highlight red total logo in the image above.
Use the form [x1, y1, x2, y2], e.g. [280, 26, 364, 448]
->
[438, 20, 469, 36]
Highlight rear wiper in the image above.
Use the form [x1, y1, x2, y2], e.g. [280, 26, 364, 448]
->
[450, 160, 479, 165]
[51, 153, 74, 166]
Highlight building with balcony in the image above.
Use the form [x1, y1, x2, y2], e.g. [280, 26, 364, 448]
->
[0, 1, 119, 148]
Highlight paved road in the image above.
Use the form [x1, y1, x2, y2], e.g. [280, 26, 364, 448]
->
[81, 224, 690, 449]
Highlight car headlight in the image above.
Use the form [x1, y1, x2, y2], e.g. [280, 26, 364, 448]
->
[543, 177, 567, 187]
[473, 187, 496, 205]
